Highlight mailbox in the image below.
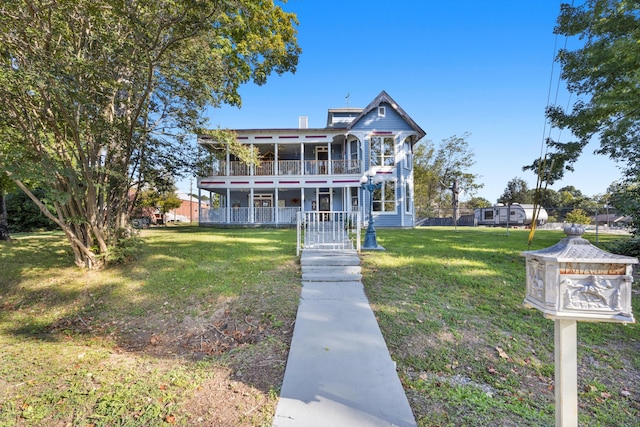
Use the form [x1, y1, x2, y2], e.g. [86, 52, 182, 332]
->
[522, 224, 637, 323]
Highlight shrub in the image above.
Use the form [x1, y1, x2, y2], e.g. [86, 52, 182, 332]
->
[565, 208, 591, 225]
[98, 229, 144, 265]
[604, 237, 640, 258]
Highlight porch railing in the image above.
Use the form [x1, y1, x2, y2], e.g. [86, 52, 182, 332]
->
[296, 211, 361, 255]
[210, 159, 361, 177]
[200, 207, 300, 225]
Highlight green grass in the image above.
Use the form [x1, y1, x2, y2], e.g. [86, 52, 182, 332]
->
[1, 226, 638, 426]
[0, 227, 301, 426]
[361, 227, 639, 427]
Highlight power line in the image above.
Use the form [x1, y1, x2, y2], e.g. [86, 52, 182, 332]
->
[529, 0, 575, 247]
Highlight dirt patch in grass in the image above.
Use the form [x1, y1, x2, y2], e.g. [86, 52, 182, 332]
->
[182, 371, 276, 426]
[39, 284, 298, 425]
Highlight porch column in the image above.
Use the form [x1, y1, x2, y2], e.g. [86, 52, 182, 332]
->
[360, 135, 365, 174]
[198, 188, 202, 224]
[226, 188, 231, 224]
[346, 136, 350, 160]
[300, 188, 304, 212]
[328, 141, 332, 175]
[344, 186, 349, 211]
[401, 176, 405, 228]
[275, 188, 279, 225]
[250, 188, 254, 223]
[250, 144, 255, 176]
[300, 142, 304, 175]
[225, 145, 230, 176]
[274, 144, 279, 175]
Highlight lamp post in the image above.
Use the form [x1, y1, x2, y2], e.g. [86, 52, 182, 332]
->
[360, 170, 384, 250]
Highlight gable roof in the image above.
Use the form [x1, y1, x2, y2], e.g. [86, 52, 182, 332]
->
[347, 90, 426, 140]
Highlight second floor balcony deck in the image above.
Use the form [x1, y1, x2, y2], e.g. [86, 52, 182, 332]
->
[208, 159, 362, 177]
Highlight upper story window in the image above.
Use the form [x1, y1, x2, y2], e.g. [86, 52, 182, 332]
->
[403, 139, 412, 170]
[378, 106, 386, 117]
[370, 136, 395, 166]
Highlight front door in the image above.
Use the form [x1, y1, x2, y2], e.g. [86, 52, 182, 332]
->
[319, 194, 331, 211]
[253, 194, 273, 223]
[315, 146, 328, 174]
[318, 189, 331, 221]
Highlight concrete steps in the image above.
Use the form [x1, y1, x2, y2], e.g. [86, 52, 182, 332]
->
[300, 249, 362, 282]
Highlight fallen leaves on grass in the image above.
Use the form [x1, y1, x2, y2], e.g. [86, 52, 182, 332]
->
[495, 346, 510, 360]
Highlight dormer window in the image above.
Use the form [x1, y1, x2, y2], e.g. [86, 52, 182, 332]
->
[378, 106, 386, 117]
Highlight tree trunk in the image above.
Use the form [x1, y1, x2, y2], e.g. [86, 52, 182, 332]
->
[451, 179, 460, 226]
[12, 178, 102, 269]
[0, 190, 10, 241]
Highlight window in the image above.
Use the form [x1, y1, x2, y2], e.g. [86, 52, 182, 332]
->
[403, 139, 412, 170]
[373, 180, 396, 212]
[484, 210, 494, 220]
[405, 182, 411, 213]
[370, 136, 395, 166]
[378, 106, 386, 117]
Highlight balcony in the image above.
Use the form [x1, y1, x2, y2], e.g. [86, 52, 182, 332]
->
[207, 159, 361, 177]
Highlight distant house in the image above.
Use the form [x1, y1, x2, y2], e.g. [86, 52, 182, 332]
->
[196, 91, 426, 227]
[166, 196, 203, 223]
[593, 213, 632, 227]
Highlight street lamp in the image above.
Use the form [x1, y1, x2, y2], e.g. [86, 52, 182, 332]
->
[360, 170, 385, 250]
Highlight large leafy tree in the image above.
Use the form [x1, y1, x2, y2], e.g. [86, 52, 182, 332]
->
[525, 0, 640, 231]
[498, 177, 533, 205]
[135, 185, 182, 225]
[413, 133, 483, 218]
[0, 0, 300, 268]
[413, 140, 438, 217]
[465, 196, 492, 210]
[609, 180, 640, 231]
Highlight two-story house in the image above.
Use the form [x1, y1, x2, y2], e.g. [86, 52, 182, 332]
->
[196, 90, 426, 227]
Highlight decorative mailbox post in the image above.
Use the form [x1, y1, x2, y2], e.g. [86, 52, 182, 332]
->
[521, 224, 637, 427]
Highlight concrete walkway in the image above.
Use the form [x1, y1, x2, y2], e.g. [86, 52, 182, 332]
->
[273, 249, 416, 427]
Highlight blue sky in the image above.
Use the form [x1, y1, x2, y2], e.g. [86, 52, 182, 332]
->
[182, 0, 623, 203]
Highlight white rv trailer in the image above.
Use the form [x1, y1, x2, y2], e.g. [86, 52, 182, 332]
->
[474, 204, 548, 226]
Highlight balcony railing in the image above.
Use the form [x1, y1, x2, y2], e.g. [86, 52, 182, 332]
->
[332, 159, 360, 174]
[208, 159, 361, 177]
[278, 160, 301, 175]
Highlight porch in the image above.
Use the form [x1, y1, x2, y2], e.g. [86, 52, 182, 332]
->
[199, 206, 301, 226]
[198, 186, 363, 227]
[212, 159, 361, 177]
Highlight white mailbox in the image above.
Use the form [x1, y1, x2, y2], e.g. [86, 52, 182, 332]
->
[522, 224, 637, 323]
